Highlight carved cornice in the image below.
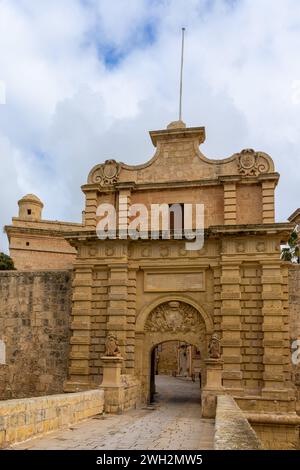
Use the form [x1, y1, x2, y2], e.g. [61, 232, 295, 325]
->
[149, 126, 206, 147]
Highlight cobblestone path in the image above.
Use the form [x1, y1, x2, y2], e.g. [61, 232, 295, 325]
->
[12, 375, 214, 450]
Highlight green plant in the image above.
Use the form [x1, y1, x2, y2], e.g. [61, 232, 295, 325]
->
[0, 252, 15, 270]
[281, 229, 300, 263]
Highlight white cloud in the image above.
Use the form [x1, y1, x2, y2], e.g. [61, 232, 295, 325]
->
[0, 0, 300, 253]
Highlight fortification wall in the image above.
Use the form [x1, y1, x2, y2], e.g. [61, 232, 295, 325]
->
[289, 264, 300, 392]
[0, 270, 72, 399]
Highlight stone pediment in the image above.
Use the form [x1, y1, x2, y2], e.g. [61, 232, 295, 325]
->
[87, 121, 276, 187]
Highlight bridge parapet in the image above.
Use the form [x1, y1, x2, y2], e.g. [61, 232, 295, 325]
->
[214, 395, 263, 450]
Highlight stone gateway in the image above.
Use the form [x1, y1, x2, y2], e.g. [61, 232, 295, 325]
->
[2, 119, 300, 449]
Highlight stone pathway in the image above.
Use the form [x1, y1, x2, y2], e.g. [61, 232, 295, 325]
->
[12, 375, 214, 450]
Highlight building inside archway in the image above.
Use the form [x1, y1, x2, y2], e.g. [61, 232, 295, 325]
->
[149, 341, 203, 404]
[154, 341, 202, 381]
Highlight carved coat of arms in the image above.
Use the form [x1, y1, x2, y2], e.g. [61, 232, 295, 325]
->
[145, 301, 201, 333]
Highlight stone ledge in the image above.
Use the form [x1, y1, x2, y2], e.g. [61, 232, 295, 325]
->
[214, 395, 263, 450]
[0, 389, 104, 448]
[246, 412, 300, 426]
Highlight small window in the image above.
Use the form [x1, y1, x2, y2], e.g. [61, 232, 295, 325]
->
[169, 203, 184, 233]
[26, 242, 30, 246]
[27, 209, 32, 215]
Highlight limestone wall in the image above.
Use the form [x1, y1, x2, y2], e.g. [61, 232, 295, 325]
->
[214, 395, 262, 450]
[5, 217, 80, 270]
[0, 270, 72, 399]
[102, 375, 141, 414]
[157, 341, 178, 375]
[246, 413, 300, 450]
[0, 389, 104, 448]
[122, 375, 141, 412]
[289, 265, 300, 390]
[236, 396, 300, 449]
[9, 238, 76, 270]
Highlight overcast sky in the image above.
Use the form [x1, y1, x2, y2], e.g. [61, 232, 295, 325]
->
[0, 0, 300, 252]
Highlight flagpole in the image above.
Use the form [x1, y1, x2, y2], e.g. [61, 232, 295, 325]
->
[179, 27, 185, 121]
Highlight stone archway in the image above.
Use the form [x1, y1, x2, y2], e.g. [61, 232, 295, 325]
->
[135, 299, 209, 403]
[149, 339, 203, 403]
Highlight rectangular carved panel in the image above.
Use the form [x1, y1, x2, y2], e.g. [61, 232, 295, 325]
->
[144, 269, 205, 292]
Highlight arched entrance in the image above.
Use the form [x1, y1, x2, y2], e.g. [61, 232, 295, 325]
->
[149, 340, 203, 403]
[135, 297, 213, 403]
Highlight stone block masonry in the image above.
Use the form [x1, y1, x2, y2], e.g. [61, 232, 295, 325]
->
[102, 374, 141, 414]
[289, 264, 300, 398]
[0, 389, 104, 448]
[0, 270, 72, 399]
[214, 395, 262, 450]
[2, 119, 300, 450]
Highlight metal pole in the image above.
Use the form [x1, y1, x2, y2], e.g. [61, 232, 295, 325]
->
[179, 27, 185, 121]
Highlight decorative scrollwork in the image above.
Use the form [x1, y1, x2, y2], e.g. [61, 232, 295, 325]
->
[145, 301, 204, 333]
[236, 149, 270, 177]
[88, 159, 121, 186]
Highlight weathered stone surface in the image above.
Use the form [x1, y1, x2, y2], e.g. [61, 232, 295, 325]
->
[289, 265, 300, 394]
[4, 194, 80, 270]
[0, 271, 72, 399]
[1, 121, 299, 449]
[11, 376, 214, 450]
[0, 389, 104, 448]
[245, 412, 300, 450]
[214, 395, 263, 450]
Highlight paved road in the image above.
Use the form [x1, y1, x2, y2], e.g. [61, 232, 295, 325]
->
[12, 375, 214, 450]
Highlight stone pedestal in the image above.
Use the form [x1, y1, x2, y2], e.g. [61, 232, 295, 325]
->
[100, 356, 125, 414]
[201, 358, 224, 418]
[101, 356, 123, 387]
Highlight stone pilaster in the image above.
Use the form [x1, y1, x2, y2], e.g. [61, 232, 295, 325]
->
[223, 181, 237, 225]
[118, 188, 131, 237]
[241, 264, 264, 395]
[261, 262, 291, 399]
[262, 181, 275, 224]
[220, 262, 243, 393]
[64, 266, 94, 391]
[106, 264, 129, 373]
[84, 189, 98, 229]
[126, 267, 137, 372]
[213, 266, 222, 334]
